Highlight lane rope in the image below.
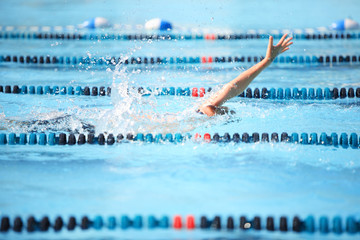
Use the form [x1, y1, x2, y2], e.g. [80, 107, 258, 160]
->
[0, 28, 359, 41]
[0, 24, 355, 34]
[1, 85, 360, 100]
[0, 214, 358, 233]
[0, 132, 358, 149]
[1, 55, 359, 65]
[0, 25, 342, 32]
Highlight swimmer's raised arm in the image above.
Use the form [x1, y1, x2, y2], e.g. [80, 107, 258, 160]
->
[199, 34, 293, 116]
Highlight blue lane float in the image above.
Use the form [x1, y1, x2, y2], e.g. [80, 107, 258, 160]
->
[1, 54, 360, 66]
[0, 132, 358, 149]
[0, 214, 358, 233]
[1, 85, 360, 100]
[330, 18, 359, 31]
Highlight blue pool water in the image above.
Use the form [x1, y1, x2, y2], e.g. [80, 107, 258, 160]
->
[0, 0, 360, 239]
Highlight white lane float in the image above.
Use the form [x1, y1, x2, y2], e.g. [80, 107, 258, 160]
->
[145, 18, 173, 31]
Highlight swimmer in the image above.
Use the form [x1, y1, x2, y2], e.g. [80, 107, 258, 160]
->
[2, 34, 292, 134]
[104, 34, 293, 133]
[198, 33, 293, 116]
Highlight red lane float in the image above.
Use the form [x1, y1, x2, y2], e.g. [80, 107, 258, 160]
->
[201, 56, 213, 63]
[173, 215, 182, 229]
[194, 133, 212, 142]
[192, 87, 206, 97]
[194, 133, 202, 140]
[204, 133, 211, 142]
[186, 215, 195, 229]
[192, 88, 198, 97]
[199, 87, 205, 97]
[205, 34, 216, 40]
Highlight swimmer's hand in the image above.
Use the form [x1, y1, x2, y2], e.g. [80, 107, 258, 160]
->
[266, 34, 293, 64]
[199, 105, 234, 116]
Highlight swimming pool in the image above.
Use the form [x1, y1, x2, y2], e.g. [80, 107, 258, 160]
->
[0, 0, 360, 239]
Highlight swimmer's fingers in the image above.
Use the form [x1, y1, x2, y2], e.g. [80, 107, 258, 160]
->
[266, 36, 274, 59]
[275, 33, 288, 47]
[281, 47, 290, 53]
[267, 36, 274, 55]
[282, 37, 293, 47]
[268, 35, 274, 48]
[282, 41, 293, 52]
[284, 41, 293, 48]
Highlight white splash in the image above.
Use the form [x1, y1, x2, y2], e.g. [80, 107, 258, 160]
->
[95, 45, 160, 134]
[93, 43, 227, 135]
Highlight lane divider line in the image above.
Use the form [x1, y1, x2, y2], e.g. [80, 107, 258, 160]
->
[1, 55, 359, 65]
[0, 30, 360, 41]
[0, 132, 358, 149]
[1, 85, 359, 100]
[0, 214, 358, 233]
